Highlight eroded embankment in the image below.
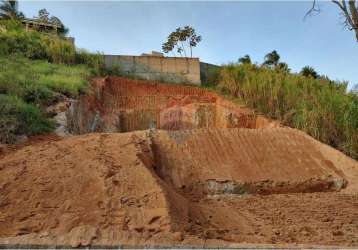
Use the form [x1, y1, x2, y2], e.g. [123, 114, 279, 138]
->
[0, 132, 188, 244]
[0, 129, 357, 247]
[66, 77, 278, 134]
[150, 128, 347, 197]
[1, 77, 358, 247]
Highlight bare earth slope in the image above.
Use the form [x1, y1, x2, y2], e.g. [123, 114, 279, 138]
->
[152, 128, 347, 197]
[0, 128, 358, 247]
[0, 132, 188, 247]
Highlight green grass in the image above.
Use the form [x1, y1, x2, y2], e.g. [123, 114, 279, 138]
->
[0, 56, 91, 100]
[0, 95, 54, 143]
[211, 63, 358, 159]
[0, 56, 93, 143]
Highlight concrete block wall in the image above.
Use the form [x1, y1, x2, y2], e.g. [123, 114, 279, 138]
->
[200, 62, 221, 84]
[104, 55, 201, 85]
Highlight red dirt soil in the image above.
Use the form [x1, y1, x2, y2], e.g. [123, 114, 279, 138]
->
[1, 77, 358, 248]
[0, 129, 358, 247]
[66, 77, 278, 134]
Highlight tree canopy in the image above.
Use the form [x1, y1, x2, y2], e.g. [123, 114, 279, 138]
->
[34, 8, 69, 36]
[263, 50, 280, 67]
[0, 0, 24, 20]
[300, 66, 319, 79]
[162, 26, 202, 57]
[238, 55, 252, 64]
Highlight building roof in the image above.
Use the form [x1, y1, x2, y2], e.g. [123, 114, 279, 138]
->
[21, 18, 62, 29]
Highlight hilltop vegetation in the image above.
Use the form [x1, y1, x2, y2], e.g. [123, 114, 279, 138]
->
[208, 59, 358, 159]
[0, 17, 357, 161]
[0, 20, 104, 143]
[0, 56, 93, 143]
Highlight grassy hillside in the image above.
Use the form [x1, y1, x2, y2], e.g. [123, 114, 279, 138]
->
[210, 63, 358, 159]
[0, 19, 104, 143]
[0, 56, 93, 143]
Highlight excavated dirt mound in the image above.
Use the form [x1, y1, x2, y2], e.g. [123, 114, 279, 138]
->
[152, 128, 347, 197]
[1, 77, 358, 247]
[0, 132, 188, 247]
[66, 77, 279, 134]
[1, 129, 358, 247]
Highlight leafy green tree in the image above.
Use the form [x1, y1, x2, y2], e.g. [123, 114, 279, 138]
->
[37, 8, 50, 22]
[238, 55, 252, 64]
[34, 8, 69, 36]
[0, 0, 24, 20]
[300, 66, 319, 79]
[162, 26, 202, 57]
[263, 50, 280, 67]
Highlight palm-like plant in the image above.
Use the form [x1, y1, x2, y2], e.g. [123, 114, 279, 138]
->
[0, 0, 24, 20]
[300, 66, 319, 79]
[263, 50, 280, 67]
[238, 55, 252, 64]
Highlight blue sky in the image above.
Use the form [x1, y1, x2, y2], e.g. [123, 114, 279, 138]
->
[20, 1, 358, 88]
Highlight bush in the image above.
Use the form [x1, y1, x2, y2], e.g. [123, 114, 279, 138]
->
[0, 20, 76, 64]
[0, 95, 54, 143]
[0, 56, 93, 142]
[0, 56, 92, 101]
[216, 63, 358, 159]
[75, 49, 104, 75]
[0, 21, 104, 143]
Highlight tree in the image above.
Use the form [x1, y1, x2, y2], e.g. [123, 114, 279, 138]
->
[238, 55, 252, 64]
[306, 1, 358, 43]
[162, 26, 202, 57]
[263, 50, 280, 67]
[34, 8, 69, 36]
[300, 66, 319, 79]
[0, 0, 24, 20]
[37, 8, 50, 22]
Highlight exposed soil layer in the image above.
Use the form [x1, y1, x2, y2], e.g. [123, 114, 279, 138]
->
[66, 77, 279, 134]
[187, 192, 358, 246]
[0, 129, 357, 247]
[1, 77, 358, 248]
[0, 132, 188, 240]
[151, 128, 347, 197]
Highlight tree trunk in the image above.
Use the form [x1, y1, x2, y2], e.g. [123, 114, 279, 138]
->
[348, 0, 358, 41]
[180, 41, 187, 57]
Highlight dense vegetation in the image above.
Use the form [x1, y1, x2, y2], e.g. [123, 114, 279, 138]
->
[0, 19, 104, 143]
[0, 20, 103, 69]
[0, 56, 93, 143]
[210, 62, 358, 159]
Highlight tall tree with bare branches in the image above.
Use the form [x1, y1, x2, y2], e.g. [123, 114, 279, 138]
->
[307, 0, 358, 43]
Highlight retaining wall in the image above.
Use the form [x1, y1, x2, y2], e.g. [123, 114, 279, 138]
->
[103, 55, 201, 85]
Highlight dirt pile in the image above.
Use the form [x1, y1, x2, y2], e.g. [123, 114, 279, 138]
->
[151, 128, 347, 197]
[1, 77, 358, 247]
[0, 132, 188, 247]
[66, 77, 278, 134]
[0, 128, 358, 247]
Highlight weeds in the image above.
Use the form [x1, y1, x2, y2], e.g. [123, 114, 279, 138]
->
[214, 63, 358, 159]
[0, 56, 93, 142]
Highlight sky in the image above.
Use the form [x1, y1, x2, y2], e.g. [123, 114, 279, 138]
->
[19, 1, 358, 88]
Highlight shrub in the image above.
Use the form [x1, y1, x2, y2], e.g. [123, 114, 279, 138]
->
[0, 56, 93, 142]
[75, 49, 104, 75]
[0, 20, 75, 64]
[0, 95, 54, 143]
[0, 56, 92, 101]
